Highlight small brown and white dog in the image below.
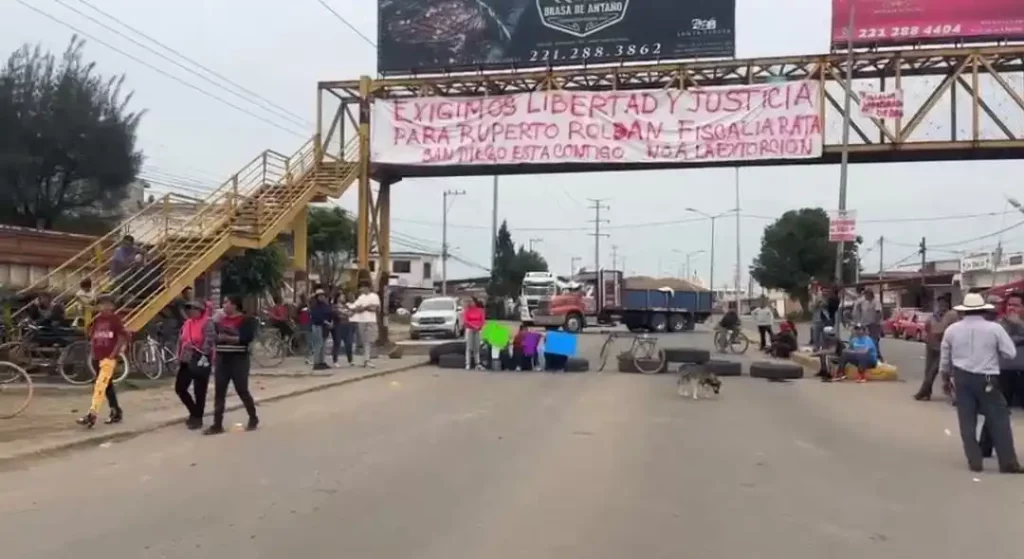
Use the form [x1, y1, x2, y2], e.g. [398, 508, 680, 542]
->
[677, 364, 722, 399]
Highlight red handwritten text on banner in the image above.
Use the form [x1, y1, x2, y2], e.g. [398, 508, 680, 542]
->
[370, 82, 824, 166]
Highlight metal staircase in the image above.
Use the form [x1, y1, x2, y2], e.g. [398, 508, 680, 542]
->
[15, 135, 359, 332]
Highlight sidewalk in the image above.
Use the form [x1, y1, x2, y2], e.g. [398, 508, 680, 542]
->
[0, 356, 426, 467]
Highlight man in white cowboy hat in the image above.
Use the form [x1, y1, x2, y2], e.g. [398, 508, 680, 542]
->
[939, 292, 1024, 473]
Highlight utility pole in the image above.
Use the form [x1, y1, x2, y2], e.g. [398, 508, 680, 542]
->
[833, 2, 856, 333]
[611, 245, 619, 270]
[918, 237, 926, 272]
[588, 198, 610, 273]
[528, 238, 543, 252]
[878, 235, 884, 278]
[570, 256, 581, 279]
[734, 168, 742, 309]
[441, 189, 465, 295]
[491, 176, 499, 272]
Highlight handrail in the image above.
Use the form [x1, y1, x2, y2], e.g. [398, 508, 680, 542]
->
[12, 133, 356, 330]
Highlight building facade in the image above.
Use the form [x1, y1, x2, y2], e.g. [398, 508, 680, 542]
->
[960, 251, 1024, 291]
[367, 251, 439, 290]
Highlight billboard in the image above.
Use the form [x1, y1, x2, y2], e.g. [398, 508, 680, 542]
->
[371, 81, 823, 166]
[832, 0, 1024, 46]
[377, 0, 735, 74]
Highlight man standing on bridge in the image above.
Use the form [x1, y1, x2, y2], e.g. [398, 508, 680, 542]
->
[939, 293, 1023, 473]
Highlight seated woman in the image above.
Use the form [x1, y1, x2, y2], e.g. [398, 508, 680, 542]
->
[512, 324, 542, 371]
[835, 323, 879, 383]
[770, 320, 798, 358]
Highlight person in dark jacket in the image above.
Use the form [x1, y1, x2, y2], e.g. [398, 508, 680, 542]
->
[308, 289, 333, 371]
[205, 294, 258, 435]
[331, 291, 355, 367]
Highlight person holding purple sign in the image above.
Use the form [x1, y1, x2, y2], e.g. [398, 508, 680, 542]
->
[513, 324, 542, 371]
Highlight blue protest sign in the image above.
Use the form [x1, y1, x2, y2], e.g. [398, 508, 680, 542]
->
[544, 331, 577, 357]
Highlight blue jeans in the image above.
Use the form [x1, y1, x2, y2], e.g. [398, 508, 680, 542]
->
[309, 324, 326, 365]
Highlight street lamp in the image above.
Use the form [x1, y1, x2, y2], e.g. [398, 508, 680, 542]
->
[672, 248, 705, 279]
[684, 207, 738, 300]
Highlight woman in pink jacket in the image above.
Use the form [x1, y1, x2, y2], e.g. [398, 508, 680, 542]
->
[462, 297, 485, 370]
[176, 300, 216, 429]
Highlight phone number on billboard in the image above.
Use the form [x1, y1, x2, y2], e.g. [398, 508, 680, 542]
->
[528, 43, 663, 63]
[857, 24, 963, 40]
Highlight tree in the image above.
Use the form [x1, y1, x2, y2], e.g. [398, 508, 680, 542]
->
[511, 245, 549, 291]
[0, 37, 144, 231]
[307, 206, 356, 287]
[749, 208, 860, 310]
[220, 245, 287, 300]
[487, 220, 518, 297]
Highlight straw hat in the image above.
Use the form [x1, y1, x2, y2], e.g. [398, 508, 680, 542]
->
[953, 292, 994, 312]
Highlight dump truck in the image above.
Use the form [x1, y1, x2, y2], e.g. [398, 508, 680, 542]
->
[529, 270, 713, 333]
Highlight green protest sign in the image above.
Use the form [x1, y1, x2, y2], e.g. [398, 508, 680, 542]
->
[481, 321, 511, 348]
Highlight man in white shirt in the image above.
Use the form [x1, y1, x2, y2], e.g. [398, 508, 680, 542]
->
[853, 289, 884, 362]
[349, 282, 381, 368]
[750, 301, 774, 351]
[939, 293, 1023, 473]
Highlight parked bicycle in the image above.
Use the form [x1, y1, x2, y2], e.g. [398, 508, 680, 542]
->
[713, 327, 750, 354]
[130, 332, 178, 380]
[252, 321, 308, 368]
[55, 340, 131, 385]
[0, 360, 33, 419]
[598, 331, 667, 374]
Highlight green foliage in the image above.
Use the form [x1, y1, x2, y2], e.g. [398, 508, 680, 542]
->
[749, 208, 859, 309]
[486, 221, 550, 298]
[487, 221, 518, 297]
[220, 245, 287, 298]
[0, 36, 143, 231]
[511, 245, 549, 290]
[307, 205, 356, 286]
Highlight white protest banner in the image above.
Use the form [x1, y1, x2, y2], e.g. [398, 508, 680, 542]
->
[858, 90, 903, 119]
[371, 81, 823, 166]
[828, 210, 858, 243]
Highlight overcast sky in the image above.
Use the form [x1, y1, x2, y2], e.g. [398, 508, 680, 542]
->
[3, 0, 1023, 289]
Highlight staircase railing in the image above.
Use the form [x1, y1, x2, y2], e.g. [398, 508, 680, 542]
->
[13, 133, 361, 328]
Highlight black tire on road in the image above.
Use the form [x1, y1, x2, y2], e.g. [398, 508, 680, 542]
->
[437, 353, 467, 369]
[663, 347, 711, 364]
[429, 341, 465, 365]
[617, 355, 668, 374]
[565, 357, 590, 372]
[749, 360, 803, 380]
[703, 359, 743, 377]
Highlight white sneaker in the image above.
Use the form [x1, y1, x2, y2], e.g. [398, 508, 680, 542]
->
[332, 361, 343, 369]
[465, 364, 471, 370]
[364, 361, 376, 368]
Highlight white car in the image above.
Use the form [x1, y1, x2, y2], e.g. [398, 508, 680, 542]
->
[409, 297, 463, 339]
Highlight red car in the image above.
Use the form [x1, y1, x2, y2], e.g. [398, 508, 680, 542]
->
[900, 311, 929, 342]
[882, 308, 917, 337]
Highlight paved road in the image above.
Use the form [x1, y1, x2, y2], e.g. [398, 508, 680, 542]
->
[1, 329, 1022, 558]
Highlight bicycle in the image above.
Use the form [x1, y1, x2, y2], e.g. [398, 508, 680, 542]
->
[253, 323, 307, 368]
[714, 327, 750, 355]
[55, 340, 131, 385]
[0, 360, 33, 419]
[598, 331, 667, 374]
[130, 333, 178, 380]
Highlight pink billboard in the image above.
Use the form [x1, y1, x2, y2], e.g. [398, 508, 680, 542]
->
[832, 0, 1024, 45]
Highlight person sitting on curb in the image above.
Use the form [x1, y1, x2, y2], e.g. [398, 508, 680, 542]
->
[834, 323, 878, 383]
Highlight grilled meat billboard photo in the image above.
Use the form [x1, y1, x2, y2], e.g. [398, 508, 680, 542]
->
[377, 0, 735, 74]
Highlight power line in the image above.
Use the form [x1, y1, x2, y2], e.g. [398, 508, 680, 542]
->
[314, 0, 377, 48]
[14, 0, 306, 138]
[68, 0, 311, 128]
